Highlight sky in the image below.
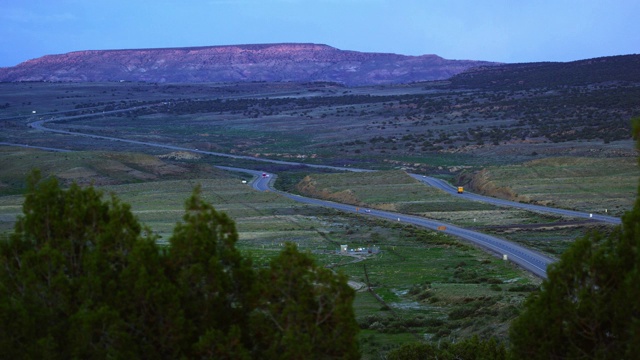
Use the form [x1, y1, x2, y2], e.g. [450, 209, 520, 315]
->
[0, 0, 638, 68]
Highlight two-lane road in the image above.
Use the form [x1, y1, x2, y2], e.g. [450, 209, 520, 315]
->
[23, 113, 625, 279]
[222, 168, 553, 278]
[410, 174, 621, 225]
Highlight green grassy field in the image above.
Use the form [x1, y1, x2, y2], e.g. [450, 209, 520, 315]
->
[2, 80, 637, 358]
[327, 224, 535, 357]
[485, 223, 613, 256]
[468, 157, 639, 217]
[0, 148, 542, 358]
[295, 170, 584, 226]
[287, 168, 630, 261]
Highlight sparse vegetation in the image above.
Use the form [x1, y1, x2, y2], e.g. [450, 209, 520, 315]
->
[1, 57, 638, 358]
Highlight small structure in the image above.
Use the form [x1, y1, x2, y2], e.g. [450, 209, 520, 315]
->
[337, 245, 380, 255]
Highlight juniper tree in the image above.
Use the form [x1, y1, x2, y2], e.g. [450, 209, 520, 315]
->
[0, 173, 359, 359]
[167, 185, 255, 359]
[509, 116, 640, 359]
[251, 242, 360, 360]
[0, 171, 176, 359]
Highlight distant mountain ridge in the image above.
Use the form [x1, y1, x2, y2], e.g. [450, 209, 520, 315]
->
[0, 43, 498, 86]
[450, 54, 640, 89]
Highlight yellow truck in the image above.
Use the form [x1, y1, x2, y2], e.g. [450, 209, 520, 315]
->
[457, 186, 464, 194]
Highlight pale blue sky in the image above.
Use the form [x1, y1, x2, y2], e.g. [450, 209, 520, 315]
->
[0, 0, 638, 67]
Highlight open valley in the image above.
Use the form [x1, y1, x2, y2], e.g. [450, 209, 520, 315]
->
[1, 57, 638, 357]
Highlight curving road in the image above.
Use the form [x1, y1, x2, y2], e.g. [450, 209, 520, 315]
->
[30, 117, 620, 225]
[29, 118, 369, 173]
[219, 167, 554, 278]
[409, 174, 621, 225]
[20, 112, 625, 278]
[0, 142, 72, 153]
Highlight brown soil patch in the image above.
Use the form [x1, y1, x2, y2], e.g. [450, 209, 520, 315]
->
[458, 169, 532, 203]
[295, 175, 362, 206]
[157, 151, 203, 161]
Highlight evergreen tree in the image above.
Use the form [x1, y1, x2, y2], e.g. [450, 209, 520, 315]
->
[251, 243, 360, 360]
[167, 185, 255, 359]
[509, 116, 640, 359]
[0, 173, 360, 359]
[0, 171, 172, 359]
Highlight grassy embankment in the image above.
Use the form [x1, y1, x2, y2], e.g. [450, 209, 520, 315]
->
[465, 157, 639, 217]
[284, 162, 636, 258]
[458, 157, 639, 254]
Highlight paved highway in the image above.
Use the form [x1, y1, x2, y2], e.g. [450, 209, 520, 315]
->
[0, 142, 72, 153]
[22, 113, 625, 278]
[29, 117, 622, 226]
[410, 174, 621, 225]
[218, 167, 553, 278]
[29, 118, 367, 173]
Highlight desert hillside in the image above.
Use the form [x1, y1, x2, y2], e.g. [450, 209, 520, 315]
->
[0, 43, 497, 86]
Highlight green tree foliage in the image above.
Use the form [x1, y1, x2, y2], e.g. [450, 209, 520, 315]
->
[386, 335, 506, 360]
[251, 243, 360, 360]
[0, 172, 359, 359]
[168, 185, 255, 359]
[0, 170, 171, 359]
[509, 116, 640, 359]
